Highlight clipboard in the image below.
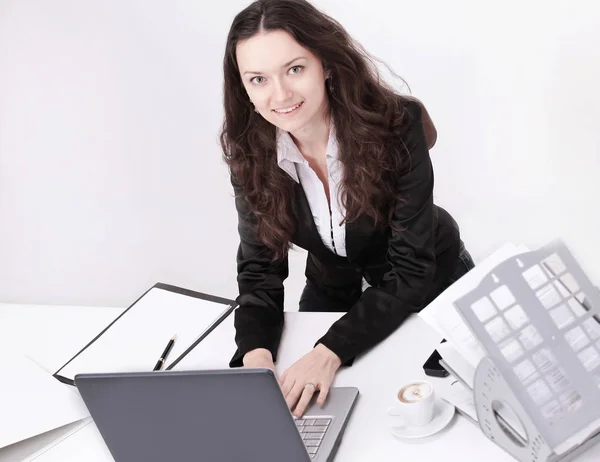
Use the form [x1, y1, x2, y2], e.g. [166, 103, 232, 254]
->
[53, 282, 237, 385]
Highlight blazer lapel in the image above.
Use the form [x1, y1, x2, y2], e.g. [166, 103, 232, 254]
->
[290, 181, 325, 252]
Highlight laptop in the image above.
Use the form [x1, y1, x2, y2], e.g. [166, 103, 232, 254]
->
[75, 368, 358, 462]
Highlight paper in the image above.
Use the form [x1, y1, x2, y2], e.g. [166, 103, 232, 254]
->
[437, 341, 476, 389]
[0, 355, 89, 449]
[56, 287, 233, 381]
[171, 310, 237, 371]
[26, 419, 114, 462]
[419, 242, 531, 368]
[437, 379, 477, 423]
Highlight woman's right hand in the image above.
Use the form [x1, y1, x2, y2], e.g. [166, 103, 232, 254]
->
[243, 348, 276, 374]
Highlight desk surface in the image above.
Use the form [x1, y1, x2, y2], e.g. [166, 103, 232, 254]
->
[1, 303, 599, 462]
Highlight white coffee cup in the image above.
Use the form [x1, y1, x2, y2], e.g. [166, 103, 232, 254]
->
[386, 380, 435, 427]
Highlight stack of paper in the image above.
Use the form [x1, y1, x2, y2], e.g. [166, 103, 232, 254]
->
[418, 242, 531, 429]
[420, 242, 531, 370]
[423, 240, 600, 458]
[0, 355, 90, 451]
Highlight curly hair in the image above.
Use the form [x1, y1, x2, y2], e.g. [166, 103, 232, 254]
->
[220, 0, 415, 261]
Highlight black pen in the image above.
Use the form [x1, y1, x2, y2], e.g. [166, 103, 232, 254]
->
[153, 335, 176, 371]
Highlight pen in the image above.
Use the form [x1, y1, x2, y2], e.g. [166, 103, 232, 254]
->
[153, 335, 176, 371]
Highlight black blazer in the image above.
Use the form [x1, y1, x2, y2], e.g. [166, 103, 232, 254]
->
[228, 101, 461, 367]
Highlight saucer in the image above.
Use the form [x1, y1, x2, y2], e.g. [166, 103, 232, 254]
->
[389, 398, 455, 440]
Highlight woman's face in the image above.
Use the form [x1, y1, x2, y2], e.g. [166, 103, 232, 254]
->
[236, 29, 329, 134]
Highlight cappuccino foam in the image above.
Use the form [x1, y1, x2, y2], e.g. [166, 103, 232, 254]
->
[399, 382, 432, 403]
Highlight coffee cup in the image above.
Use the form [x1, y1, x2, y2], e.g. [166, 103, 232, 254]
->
[386, 380, 435, 427]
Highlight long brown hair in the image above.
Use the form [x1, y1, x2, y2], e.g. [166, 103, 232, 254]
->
[220, 0, 414, 261]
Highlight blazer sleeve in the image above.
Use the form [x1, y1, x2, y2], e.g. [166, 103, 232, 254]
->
[228, 176, 289, 368]
[315, 101, 437, 365]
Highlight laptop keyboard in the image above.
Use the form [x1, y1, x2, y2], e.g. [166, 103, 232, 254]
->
[293, 417, 332, 459]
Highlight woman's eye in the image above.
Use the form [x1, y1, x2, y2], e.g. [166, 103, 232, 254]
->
[249, 66, 302, 84]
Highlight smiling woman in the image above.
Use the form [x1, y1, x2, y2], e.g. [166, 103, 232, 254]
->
[219, 0, 474, 418]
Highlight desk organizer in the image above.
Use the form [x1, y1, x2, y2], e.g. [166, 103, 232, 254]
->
[454, 240, 600, 461]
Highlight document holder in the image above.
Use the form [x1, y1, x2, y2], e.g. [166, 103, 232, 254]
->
[53, 282, 236, 385]
[453, 240, 600, 462]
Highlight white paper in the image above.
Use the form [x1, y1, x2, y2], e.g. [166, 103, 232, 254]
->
[57, 288, 233, 380]
[171, 310, 237, 371]
[0, 355, 90, 449]
[26, 419, 114, 462]
[419, 242, 531, 368]
[437, 341, 476, 389]
[437, 379, 478, 423]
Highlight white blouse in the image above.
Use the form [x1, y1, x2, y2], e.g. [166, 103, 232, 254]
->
[276, 123, 347, 257]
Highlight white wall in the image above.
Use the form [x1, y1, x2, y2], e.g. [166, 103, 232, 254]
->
[0, 0, 598, 309]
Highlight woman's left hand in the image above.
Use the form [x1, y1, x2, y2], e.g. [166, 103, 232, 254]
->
[279, 343, 342, 418]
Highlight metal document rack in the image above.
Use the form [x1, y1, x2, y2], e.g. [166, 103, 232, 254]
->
[453, 240, 600, 462]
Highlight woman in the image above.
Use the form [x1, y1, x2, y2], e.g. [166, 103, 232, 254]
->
[219, 0, 474, 418]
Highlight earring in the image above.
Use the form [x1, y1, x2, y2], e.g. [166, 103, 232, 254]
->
[325, 70, 334, 91]
[327, 77, 335, 93]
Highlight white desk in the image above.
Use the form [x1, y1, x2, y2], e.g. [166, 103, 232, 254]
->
[1, 303, 599, 462]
